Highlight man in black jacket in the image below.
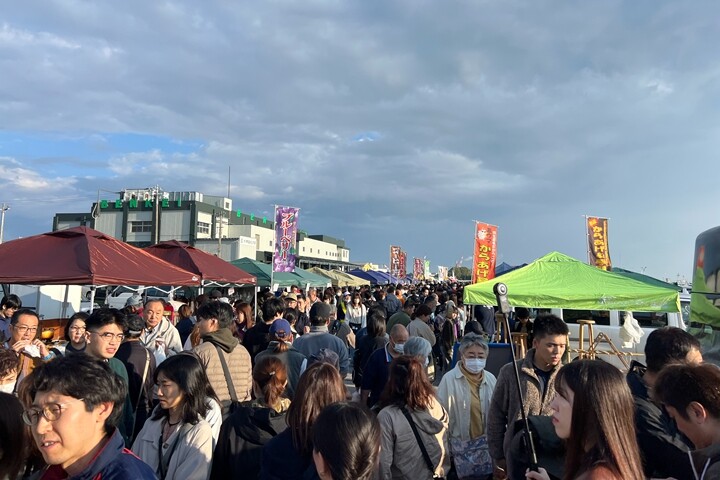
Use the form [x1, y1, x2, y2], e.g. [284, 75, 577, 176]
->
[626, 326, 702, 479]
[243, 297, 284, 363]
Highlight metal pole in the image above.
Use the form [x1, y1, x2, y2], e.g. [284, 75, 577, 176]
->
[0, 203, 9, 243]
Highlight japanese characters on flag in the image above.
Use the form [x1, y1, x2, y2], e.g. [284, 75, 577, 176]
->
[472, 222, 498, 283]
[586, 216, 612, 270]
[414, 258, 424, 280]
[273, 206, 299, 273]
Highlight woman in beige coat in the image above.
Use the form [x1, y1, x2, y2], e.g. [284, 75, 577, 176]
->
[377, 356, 450, 479]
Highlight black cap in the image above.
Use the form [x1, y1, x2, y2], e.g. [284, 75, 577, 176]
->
[309, 302, 333, 322]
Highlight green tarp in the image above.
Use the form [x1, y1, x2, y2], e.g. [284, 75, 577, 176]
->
[307, 267, 370, 287]
[229, 258, 331, 288]
[463, 252, 680, 312]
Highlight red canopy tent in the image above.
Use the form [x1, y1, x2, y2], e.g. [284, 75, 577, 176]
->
[0, 226, 200, 286]
[144, 240, 256, 287]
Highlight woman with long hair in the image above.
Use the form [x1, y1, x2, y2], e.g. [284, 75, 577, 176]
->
[132, 354, 216, 480]
[211, 356, 290, 479]
[526, 360, 644, 480]
[377, 356, 450, 479]
[232, 301, 253, 341]
[312, 402, 381, 480]
[353, 310, 388, 390]
[260, 363, 347, 479]
[345, 292, 367, 332]
[0, 391, 30, 479]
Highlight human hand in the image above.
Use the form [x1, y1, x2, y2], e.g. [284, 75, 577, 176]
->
[525, 467, 550, 480]
[155, 339, 166, 353]
[11, 340, 30, 353]
[33, 339, 50, 358]
[493, 459, 507, 480]
[304, 326, 310, 334]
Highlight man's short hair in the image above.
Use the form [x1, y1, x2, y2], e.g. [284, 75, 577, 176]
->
[533, 314, 568, 339]
[262, 297, 286, 321]
[124, 314, 146, 338]
[19, 354, 127, 433]
[415, 304, 432, 318]
[85, 308, 127, 332]
[645, 327, 701, 373]
[655, 363, 720, 421]
[0, 348, 18, 377]
[310, 302, 333, 326]
[144, 298, 165, 309]
[1, 295, 21, 310]
[10, 308, 39, 326]
[515, 307, 530, 319]
[196, 301, 234, 329]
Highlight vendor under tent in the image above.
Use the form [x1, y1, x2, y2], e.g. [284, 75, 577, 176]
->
[307, 267, 370, 287]
[463, 251, 680, 313]
[0, 226, 201, 316]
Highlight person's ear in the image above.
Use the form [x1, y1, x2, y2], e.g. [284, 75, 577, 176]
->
[94, 401, 115, 424]
[688, 401, 708, 424]
[313, 449, 330, 480]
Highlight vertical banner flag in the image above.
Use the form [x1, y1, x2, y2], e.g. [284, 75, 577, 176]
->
[414, 258, 424, 280]
[390, 246, 401, 279]
[586, 217, 612, 270]
[472, 222, 498, 283]
[399, 251, 407, 280]
[273, 205, 299, 272]
[438, 266, 448, 282]
[424, 260, 431, 279]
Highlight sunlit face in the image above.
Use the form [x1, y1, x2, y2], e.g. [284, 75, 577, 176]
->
[1, 305, 18, 318]
[533, 334, 567, 369]
[30, 391, 110, 476]
[85, 323, 124, 360]
[286, 299, 297, 309]
[11, 313, 39, 343]
[550, 382, 574, 439]
[156, 372, 184, 413]
[68, 319, 86, 345]
[144, 301, 165, 329]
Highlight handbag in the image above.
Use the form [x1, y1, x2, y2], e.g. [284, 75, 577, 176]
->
[449, 435, 493, 478]
[400, 406, 445, 480]
[214, 345, 240, 414]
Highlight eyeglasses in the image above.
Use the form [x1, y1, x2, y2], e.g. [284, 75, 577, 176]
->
[12, 325, 38, 334]
[22, 398, 85, 426]
[69, 326, 86, 332]
[89, 331, 125, 342]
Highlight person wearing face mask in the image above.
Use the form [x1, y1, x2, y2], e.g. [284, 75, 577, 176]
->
[361, 324, 409, 409]
[437, 333, 497, 479]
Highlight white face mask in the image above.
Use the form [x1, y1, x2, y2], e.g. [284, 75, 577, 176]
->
[393, 343, 405, 354]
[424, 357, 430, 367]
[464, 358, 486, 374]
[0, 382, 15, 394]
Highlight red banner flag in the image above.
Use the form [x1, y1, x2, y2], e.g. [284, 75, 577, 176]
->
[399, 251, 407, 279]
[414, 258, 424, 280]
[472, 222, 498, 283]
[586, 217, 612, 270]
[390, 245, 401, 279]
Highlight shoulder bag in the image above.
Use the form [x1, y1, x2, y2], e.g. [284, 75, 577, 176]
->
[400, 405, 444, 480]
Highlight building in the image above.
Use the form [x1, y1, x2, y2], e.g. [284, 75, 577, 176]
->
[53, 188, 353, 269]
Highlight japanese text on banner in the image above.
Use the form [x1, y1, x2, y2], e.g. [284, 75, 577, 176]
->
[472, 222, 498, 283]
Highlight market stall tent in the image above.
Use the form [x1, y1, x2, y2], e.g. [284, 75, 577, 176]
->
[463, 252, 680, 313]
[229, 258, 330, 289]
[349, 269, 389, 285]
[306, 267, 370, 287]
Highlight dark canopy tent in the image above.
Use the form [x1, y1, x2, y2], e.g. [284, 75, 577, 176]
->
[349, 269, 388, 285]
[144, 240, 256, 287]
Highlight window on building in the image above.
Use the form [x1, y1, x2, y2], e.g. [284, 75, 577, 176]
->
[130, 221, 152, 233]
[303, 247, 306, 252]
[310, 248, 313, 253]
[197, 221, 211, 234]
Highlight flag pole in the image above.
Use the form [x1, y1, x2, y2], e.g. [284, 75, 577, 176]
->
[271, 205, 277, 293]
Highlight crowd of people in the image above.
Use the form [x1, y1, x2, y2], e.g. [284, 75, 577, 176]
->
[0, 283, 718, 479]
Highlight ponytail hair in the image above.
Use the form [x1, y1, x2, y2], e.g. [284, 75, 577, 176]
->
[273, 341, 290, 353]
[253, 356, 288, 410]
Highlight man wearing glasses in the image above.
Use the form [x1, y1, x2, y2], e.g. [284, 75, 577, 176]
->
[84, 308, 135, 445]
[19, 354, 156, 479]
[4, 308, 54, 392]
[0, 294, 22, 343]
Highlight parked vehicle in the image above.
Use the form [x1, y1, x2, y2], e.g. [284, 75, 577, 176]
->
[104, 285, 175, 309]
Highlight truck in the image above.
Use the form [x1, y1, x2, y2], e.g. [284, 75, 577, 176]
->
[688, 225, 720, 364]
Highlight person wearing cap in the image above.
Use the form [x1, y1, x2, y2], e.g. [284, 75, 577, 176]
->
[292, 302, 350, 376]
[254, 319, 307, 400]
[194, 301, 252, 419]
[125, 294, 143, 315]
[115, 313, 157, 442]
[244, 297, 285, 363]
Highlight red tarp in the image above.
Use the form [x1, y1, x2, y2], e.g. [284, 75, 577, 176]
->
[144, 240, 256, 285]
[0, 226, 200, 286]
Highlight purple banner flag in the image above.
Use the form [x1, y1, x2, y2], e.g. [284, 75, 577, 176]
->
[273, 205, 299, 272]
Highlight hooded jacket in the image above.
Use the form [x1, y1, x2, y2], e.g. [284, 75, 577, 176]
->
[34, 428, 156, 480]
[626, 361, 693, 479]
[689, 443, 720, 480]
[194, 328, 252, 418]
[377, 397, 451, 480]
[210, 399, 289, 480]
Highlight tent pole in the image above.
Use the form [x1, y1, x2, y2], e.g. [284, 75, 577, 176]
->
[254, 287, 258, 323]
[89, 286, 96, 313]
[61, 284, 69, 319]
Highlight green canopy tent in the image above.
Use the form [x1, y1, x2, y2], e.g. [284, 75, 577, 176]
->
[611, 267, 682, 292]
[292, 268, 332, 289]
[307, 267, 370, 287]
[463, 252, 680, 313]
[229, 258, 298, 288]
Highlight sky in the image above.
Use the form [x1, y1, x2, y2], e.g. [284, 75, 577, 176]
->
[1, 0, 719, 282]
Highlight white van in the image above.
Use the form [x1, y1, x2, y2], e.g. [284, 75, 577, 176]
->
[104, 286, 176, 310]
[542, 303, 687, 369]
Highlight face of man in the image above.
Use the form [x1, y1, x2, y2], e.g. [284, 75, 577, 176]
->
[85, 323, 124, 360]
[532, 334, 567, 371]
[665, 404, 709, 449]
[30, 390, 112, 476]
[11, 313, 39, 344]
[297, 298, 306, 311]
[286, 299, 298, 309]
[144, 301, 165, 329]
[390, 329, 409, 355]
[309, 290, 317, 302]
[196, 316, 218, 336]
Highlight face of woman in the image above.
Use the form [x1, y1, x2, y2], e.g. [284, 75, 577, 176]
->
[156, 373, 184, 413]
[235, 310, 245, 323]
[462, 344, 487, 374]
[550, 382, 574, 439]
[68, 320, 86, 345]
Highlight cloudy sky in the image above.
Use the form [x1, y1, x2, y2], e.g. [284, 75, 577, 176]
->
[1, 1, 719, 282]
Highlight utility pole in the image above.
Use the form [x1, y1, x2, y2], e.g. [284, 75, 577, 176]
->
[0, 203, 9, 244]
